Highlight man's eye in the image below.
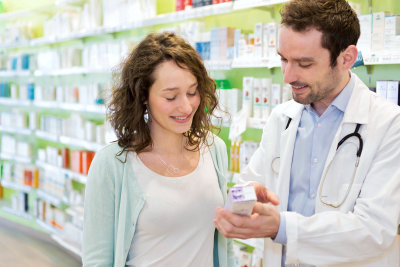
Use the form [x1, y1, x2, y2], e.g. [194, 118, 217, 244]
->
[299, 64, 312, 68]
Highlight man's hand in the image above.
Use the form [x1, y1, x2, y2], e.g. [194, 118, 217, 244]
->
[214, 202, 280, 239]
[250, 182, 280, 205]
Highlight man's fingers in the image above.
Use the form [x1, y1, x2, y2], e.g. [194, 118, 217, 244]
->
[214, 207, 260, 238]
[266, 189, 280, 205]
[251, 182, 280, 205]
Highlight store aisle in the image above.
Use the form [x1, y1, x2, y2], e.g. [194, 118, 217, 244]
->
[0, 216, 81, 267]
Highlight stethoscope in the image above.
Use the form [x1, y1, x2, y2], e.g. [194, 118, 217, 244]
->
[271, 118, 363, 208]
[319, 123, 363, 208]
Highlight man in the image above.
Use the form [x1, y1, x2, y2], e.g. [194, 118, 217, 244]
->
[214, 0, 400, 266]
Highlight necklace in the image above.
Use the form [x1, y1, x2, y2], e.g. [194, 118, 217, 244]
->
[157, 154, 180, 175]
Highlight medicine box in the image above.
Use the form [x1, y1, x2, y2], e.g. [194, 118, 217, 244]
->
[225, 185, 257, 216]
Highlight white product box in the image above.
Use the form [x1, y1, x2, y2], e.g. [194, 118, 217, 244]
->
[358, 14, 372, 56]
[262, 23, 269, 58]
[252, 78, 263, 119]
[234, 29, 241, 59]
[271, 83, 282, 109]
[384, 15, 400, 53]
[1, 135, 16, 154]
[254, 23, 263, 58]
[261, 78, 272, 118]
[242, 77, 254, 117]
[387, 80, 399, 105]
[210, 28, 220, 61]
[376, 80, 388, 99]
[96, 125, 105, 144]
[217, 89, 228, 113]
[239, 141, 259, 171]
[16, 141, 31, 157]
[372, 12, 391, 53]
[226, 88, 242, 116]
[225, 185, 257, 216]
[266, 23, 279, 60]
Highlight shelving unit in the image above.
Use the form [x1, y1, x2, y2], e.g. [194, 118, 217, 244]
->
[0, 0, 399, 264]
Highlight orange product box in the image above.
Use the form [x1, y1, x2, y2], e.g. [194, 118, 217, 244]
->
[82, 151, 95, 175]
[33, 168, 39, 188]
[62, 147, 70, 169]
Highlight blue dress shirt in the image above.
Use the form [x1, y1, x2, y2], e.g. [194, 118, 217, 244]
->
[274, 73, 355, 267]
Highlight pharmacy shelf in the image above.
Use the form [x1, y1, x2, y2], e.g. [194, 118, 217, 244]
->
[0, 97, 31, 107]
[35, 130, 59, 142]
[0, 70, 31, 77]
[205, 60, 233, 70]
[35, 130, 104, 151]
[0, 180, 33, 193]
[247, 117, 268, 129]
[0, 0, 85, 21]
[2, 59, 281, 75]
[36, 189, 63, 208]
[205, 58, 281, 70]
[66, 206, 84, 221]
[232, 58, 281, 69]
[0, 125, 32, 136]
[52, 234, 82, 257]
[2, 206, 32, 221]
[212, 116, 267, 129]
[36, 160, 88, 185]
[233, 0, 289, 10]
[36, 218, 59, 235]
[363, 53, 400, 65]
[59, 136, 104, 151]
[34, 100, 106, 115]
[33, 67, 112, 76]
[0, 0, 292, 50]
[0, 152, 32, 164]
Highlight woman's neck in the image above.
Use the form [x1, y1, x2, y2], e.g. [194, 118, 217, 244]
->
[150, 131, 186, 155]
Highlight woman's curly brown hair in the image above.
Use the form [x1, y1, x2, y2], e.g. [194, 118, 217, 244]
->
[108, 32, 219, 155]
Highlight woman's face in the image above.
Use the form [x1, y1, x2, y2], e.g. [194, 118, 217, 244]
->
[147, 60, 200, 137]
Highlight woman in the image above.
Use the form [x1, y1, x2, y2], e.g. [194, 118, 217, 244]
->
[82, 32, 233, 267]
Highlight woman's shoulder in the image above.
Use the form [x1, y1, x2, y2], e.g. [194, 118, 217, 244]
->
[93, 142, 128, 165]
[205, 132, 226, 149]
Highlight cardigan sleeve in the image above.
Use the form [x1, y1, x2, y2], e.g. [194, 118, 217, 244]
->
[82, 146, 118, 267]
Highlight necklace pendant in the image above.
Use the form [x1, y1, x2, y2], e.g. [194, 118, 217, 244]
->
[166, 165, 179, 174]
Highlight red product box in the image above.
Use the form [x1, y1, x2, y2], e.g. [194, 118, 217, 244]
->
[71, 150, 83, 174]
[176, 0, 185, 11]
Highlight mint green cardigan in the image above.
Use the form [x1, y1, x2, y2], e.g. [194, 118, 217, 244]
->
[82, 134, 233, 267]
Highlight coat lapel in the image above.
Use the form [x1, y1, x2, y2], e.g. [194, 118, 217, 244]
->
[277, 101, 303, 210]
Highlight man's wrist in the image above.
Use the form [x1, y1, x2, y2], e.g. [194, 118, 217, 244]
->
[272, 212, 287, 244]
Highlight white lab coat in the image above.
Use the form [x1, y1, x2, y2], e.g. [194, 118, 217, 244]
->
[241, 73, 400, 267]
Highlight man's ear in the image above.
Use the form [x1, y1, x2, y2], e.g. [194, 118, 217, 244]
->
[340, 45, 358, 69]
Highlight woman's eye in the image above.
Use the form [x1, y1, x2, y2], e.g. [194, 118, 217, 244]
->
[187, 91, 197, 96]
[166, 97, 176, 101]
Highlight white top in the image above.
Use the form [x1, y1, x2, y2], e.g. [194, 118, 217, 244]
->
[125, 146, 223, 267]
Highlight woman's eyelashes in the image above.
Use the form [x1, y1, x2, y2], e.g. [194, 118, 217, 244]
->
[165, 90, 197, 101]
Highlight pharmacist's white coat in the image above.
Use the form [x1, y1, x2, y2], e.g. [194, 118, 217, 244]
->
[241, 73, 400, 267]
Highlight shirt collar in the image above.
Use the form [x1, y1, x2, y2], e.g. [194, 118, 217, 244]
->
[330, 71, 355, 112]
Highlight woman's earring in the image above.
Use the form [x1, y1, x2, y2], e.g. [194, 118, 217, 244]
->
[144, 104, 150, 123]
